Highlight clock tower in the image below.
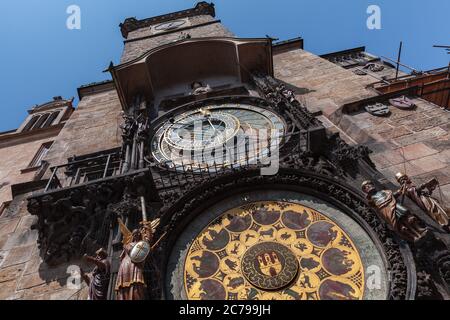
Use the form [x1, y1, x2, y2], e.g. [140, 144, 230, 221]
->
[119, 2, 233, 63]
[6, 1, 447, 302]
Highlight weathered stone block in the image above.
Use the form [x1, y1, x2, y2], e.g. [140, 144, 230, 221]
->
[394, 127, 447, 147]
[2, 229, 38, 251]
[410, 155, 447, 173]
[0, 263, 25, 283]
[48, 287, 84, 300]
[0, 280, 18, 300]
[379, 126, 412, 140]
[18, 270, 68, 290]
[439, 183, 450, 201]
[0, 218, 20, 236]
[22, 280, 66, 300]
[0, 244, 35, 268]
[397, 143, 438, 161]
[424, 134, 450, 152]
[16, 215, 38, 231]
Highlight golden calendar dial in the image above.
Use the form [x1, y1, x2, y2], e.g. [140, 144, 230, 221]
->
[183, 201, 366, 300]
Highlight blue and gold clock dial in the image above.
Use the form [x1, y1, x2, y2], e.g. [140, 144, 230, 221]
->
[151, 104, 285, 170]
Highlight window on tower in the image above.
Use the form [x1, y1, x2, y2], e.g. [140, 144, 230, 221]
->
[21, 115, 41, 132]
[21, 110, 61, 132]
[27, 142, 53, 169]
[0, 201, 10, 218]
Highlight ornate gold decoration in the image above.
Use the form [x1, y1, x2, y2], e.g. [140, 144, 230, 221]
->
[184, 201, 365, 300]
[242, 242, 298, 290]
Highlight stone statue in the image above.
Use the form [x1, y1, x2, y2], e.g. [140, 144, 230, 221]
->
[361, 180, 428, 242]
[120, 112, 136, 143]
[190, 81, 212, 95]
[80, 248, 111, 300]
[114, 218, 159, 300]
[395, 173, 450, 232]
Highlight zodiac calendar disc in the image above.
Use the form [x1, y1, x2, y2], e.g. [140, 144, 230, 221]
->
[183, 201, 366, 300]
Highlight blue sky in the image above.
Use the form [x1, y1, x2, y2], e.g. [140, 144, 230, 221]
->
[0, 0, 449, 132]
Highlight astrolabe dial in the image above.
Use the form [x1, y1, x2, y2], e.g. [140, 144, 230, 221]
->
[164, 110, 240, 151]
[151, 103, 285, 170]
[183, 201, 367, 300]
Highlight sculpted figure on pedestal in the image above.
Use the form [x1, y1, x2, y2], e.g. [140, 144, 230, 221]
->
[115, 218, 160, 300]
[190, 81, 212, 96]
[362, 180, 428, 242]
[80, 248, 111, 300]
[395, 173, 450, 232]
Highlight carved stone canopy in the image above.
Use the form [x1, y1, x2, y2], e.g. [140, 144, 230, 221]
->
[109, 37, 274, 111]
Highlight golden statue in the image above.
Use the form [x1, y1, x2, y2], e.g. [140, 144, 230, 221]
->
[396, 173, 450, 232]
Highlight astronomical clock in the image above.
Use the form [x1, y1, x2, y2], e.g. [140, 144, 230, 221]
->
[165, 191, 389, 301]
[150, 100, 286, 170]
[24, 4, 450, 303]
[143, 81, 404, 301]
[142, 76, 412, 301]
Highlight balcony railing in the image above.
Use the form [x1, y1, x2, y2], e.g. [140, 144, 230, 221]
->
[42, 130, 307, 194]
[150, 133, 305, 191]
[44, 150, 123, 192]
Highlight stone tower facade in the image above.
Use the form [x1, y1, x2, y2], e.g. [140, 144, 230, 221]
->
[0, 2, 449, 300]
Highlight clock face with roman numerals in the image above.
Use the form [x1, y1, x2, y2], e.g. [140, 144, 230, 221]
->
[154, 19, 187, 31]
[150, 103, 285, 170]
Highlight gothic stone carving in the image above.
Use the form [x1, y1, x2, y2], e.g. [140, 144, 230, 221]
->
[252, 74, 319, 129]
[27, 170, 160, 266]
[155, 169, 410, 300]
[251, 74, 375, 172]
[326, 133, 376, 170]
[414, 234, 450, 290]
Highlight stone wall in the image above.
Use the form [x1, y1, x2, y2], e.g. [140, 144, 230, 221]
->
[273, 49, 378, 117]
[273, 48, 450, 203]
[0, 88, 122, 300]
[0, 193, 89, 300]
[121, 15, 234, 63]
[43, 89, 123, 168]
[349, 98, 450, 200]
[0, 136, 57, 208]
